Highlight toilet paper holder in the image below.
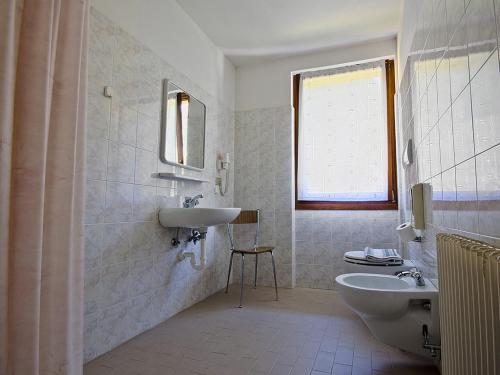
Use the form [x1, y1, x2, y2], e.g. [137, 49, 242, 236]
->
[396, 222, 423, 243]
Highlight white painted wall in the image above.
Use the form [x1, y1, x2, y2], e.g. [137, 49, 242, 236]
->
[92, 0, 236, 109]
[236, 38, 397, 110]
[396, 0, 419, 85]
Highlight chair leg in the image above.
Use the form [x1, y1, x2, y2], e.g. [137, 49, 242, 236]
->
[270, 251, 278, 301]
[225, 252, 234, 294]
[239, 254, 245, 308]
[254, 254, 258, 289]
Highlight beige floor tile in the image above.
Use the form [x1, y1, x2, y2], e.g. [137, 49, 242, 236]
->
[270, 363, 293, 375]
[335, 347, 354, 366]
[84, 287, 439, 375]
[313, 351, 334, 373]
[332, 363, 352, 375]
[352, 366, 372, 375]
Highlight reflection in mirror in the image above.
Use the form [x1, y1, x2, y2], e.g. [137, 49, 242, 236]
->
[160, 80, 206, 170]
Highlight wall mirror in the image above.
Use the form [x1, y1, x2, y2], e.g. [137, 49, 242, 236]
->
[160, 80, 206, 170]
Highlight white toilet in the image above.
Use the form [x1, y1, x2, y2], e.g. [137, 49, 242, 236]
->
[343, 250, 416, 275]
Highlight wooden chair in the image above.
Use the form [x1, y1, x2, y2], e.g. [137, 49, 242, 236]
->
[225, 209, 278, 307]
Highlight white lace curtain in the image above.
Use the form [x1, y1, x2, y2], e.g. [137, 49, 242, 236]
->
[297, 60, 388, 202]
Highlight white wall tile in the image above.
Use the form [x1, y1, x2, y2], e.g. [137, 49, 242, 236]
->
[451, 86, 475, 164]
[87, 135, 108, 180]
[448, 18, 470, 102]
[104, 182, 134, 222]
[85, 180, 106, 224]
[455, 158, 479, 233]
[471, 51, 500, 153]
[234, 106, 294, 288]
[99, 263, 130, 308]
[84, 9, 235, 362]
[101, 223, 131, 266]
[109, 103, 137, 146]
[438, 108, 455, 170]
[475, 143, 500, 237]
[85, 225, 103, 271]
[132, 185, 157, 221]
[465, 0, 497, 77]
[134, 148, 157, 186]
[398, 0, 500, 277]
[136, 112, 159, 152]
[107, 142, 136, 183]
[295, 210, 399, 290]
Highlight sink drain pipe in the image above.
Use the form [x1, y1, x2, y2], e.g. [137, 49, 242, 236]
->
[177, 227, 208, 270]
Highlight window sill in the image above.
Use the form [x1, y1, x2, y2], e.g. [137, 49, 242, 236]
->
[295, 201, 398, 210]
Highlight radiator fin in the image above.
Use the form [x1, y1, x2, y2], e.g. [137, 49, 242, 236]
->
[437, 234, 500, 375]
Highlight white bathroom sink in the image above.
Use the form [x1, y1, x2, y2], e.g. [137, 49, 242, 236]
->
[335, 273, 437, 318]
[158, 207, 241, 228]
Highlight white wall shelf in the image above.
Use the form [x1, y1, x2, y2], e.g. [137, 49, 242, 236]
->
[157, 172, 209, 183]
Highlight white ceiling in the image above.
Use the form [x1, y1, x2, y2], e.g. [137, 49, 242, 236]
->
[175, 0, 402, 67]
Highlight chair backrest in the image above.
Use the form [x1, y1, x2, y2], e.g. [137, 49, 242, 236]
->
[231, 210, 259, 224]
[227, 209, 260, 250]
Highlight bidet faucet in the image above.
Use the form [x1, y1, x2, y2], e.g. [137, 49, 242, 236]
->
[396, 268, 425, 286]
[183, 194, 203, 208]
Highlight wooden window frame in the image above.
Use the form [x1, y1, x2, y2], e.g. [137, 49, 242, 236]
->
[175, 92, 185, 164]
[293, 59, 398, 211]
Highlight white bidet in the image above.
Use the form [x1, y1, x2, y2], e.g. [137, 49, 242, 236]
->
[336, 273, 439, 358]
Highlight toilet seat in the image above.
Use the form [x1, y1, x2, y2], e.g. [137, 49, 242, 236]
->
[343, 250, 416, 275]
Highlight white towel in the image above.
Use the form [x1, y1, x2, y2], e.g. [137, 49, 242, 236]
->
[364, 247, 403, 264]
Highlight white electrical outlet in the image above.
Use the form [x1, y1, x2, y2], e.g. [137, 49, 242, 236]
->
[103, 86, 113, 98]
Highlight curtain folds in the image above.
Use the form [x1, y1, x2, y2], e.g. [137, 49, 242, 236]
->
[0, 0, 88, 374]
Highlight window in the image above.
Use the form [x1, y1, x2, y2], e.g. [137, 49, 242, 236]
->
[294, 59, 397, 210]
[165, 92, 190, 164]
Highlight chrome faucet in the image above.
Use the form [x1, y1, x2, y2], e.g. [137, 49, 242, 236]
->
[183, 194, 203, 208]
[396, 268, 426, 286]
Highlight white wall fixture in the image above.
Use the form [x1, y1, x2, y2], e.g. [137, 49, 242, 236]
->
[411, 183, 427, 230]
[103, 86, 113, 98]
[160, 80, 207, 171]
[158, 207, 241, 270]
[177, 226, 208, 271]
[396, 222, 418, 242]
[216, 152, 231, 196]
[336, 272, 439, 358]
[158, 207, 240, 228]
[157, 172, 209, 183]
[397, 183, 432, 243]
[402, 138, 413, 168]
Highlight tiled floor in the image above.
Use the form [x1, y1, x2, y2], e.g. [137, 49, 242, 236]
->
[84, 287, 439, 375]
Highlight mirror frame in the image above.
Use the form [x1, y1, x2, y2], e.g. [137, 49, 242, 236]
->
[159, 79, 206, 171]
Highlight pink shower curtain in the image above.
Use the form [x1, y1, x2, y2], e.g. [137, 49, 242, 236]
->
[0, 0, 88, 374]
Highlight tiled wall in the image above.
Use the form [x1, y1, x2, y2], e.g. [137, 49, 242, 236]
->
[398, 0, 500, 278]
[295, 210, 399, 289]
[233, 107, 400, 291]
[233, 107, 295, 288]
[84, 9, 234, 362]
